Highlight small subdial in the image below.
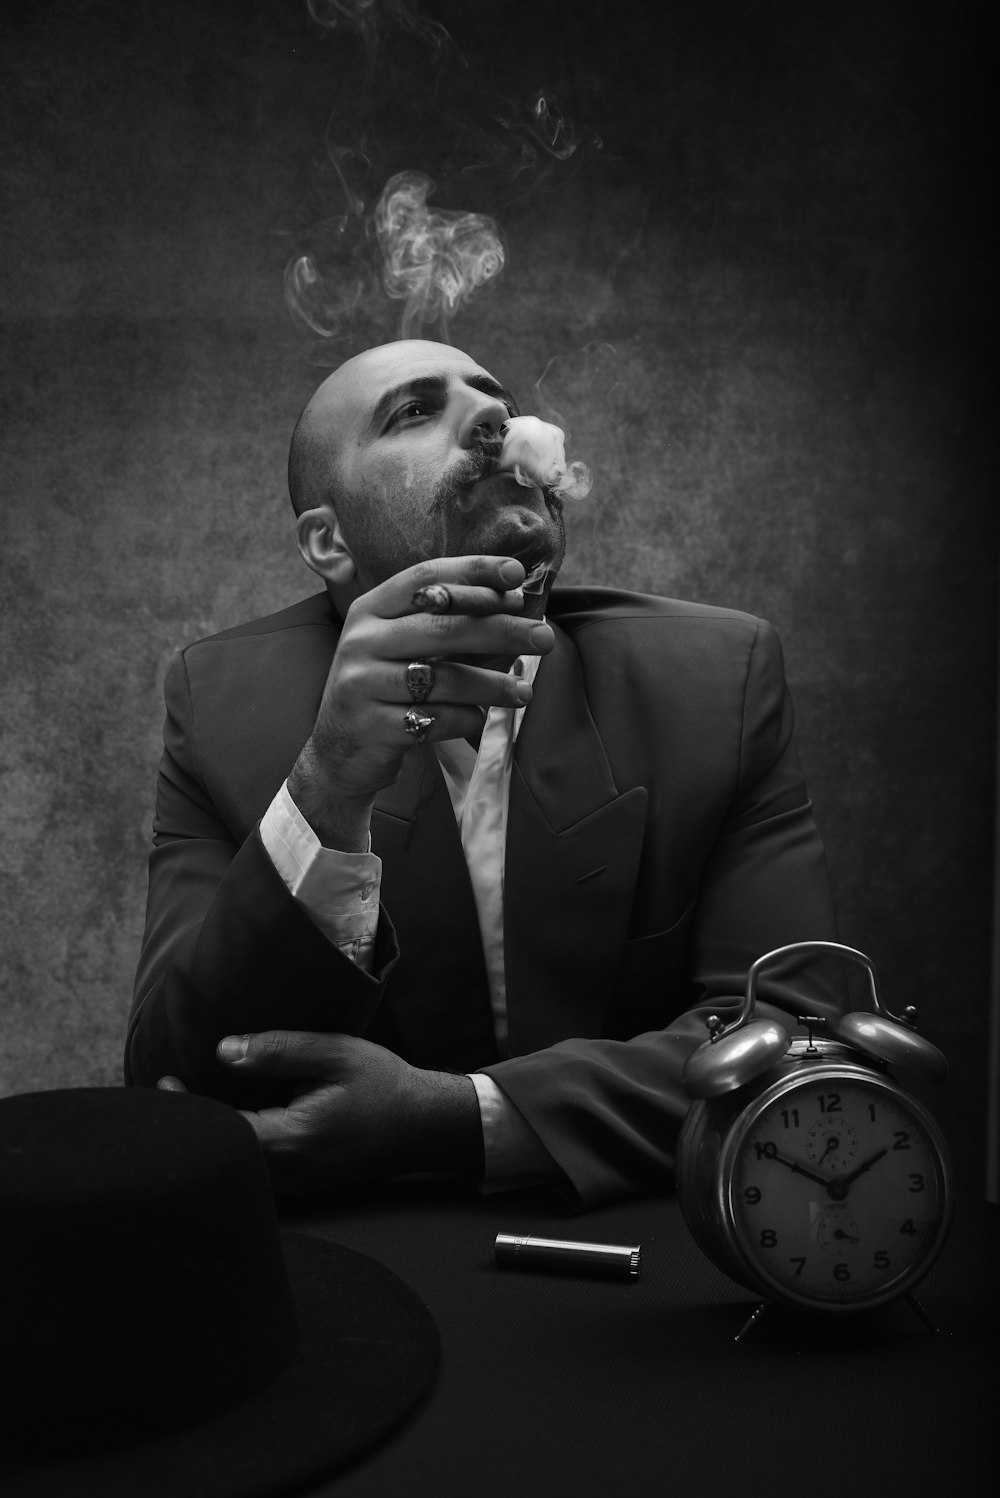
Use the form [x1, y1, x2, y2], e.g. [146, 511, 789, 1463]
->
[814, 1206, 861, 1254]
[804, 1118, 859, 1175]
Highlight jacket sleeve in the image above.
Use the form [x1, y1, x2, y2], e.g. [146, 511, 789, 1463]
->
[480, 619, 841, 1209]
[125, 650, 399, 1106]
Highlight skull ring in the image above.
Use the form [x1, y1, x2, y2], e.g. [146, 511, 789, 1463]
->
[403, 708, 435, 740]
[405, 660, 434, 703]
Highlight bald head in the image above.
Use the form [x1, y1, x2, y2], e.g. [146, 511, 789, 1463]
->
[286, 338, 563, 595]
[287, 340, 489, 518]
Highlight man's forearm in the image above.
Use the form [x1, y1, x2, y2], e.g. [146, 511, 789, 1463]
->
[287, 739, 375, 853]
[127, 829, 396, 1100]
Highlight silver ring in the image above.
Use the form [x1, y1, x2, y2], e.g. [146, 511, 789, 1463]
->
[405, 660, 434, 703]
[403, 707, 435, 740]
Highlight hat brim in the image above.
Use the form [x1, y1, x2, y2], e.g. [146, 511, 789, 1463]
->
[4, 1232, 439, 1498]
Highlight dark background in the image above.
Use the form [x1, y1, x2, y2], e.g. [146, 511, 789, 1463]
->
[1, 1, 995, 1191]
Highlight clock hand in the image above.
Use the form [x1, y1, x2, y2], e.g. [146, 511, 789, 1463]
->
[758, 1144, 831, 1189]
[838, 1146, 889, 1189]
[831, 1227, 859, 1244]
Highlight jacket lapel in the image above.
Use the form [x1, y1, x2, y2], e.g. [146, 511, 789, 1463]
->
[504, 627, 648, 1055]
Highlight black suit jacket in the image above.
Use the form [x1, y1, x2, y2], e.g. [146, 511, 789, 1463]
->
[127, 586, 839, 1206]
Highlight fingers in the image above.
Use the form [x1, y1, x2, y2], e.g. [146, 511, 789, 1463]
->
[375, 610, 555, 673]
[393, 608, 553, 653]
[350, 656, 535, 713]
[156, 1075, 188, 1092]
[328, 653, 534, 750]
[216, 1030, 346, 1079]
[335, 601, 553, 710]
[232, 1103, 292, 1154]
[408, 581, 522, 619]
[370, 555, 529, 623]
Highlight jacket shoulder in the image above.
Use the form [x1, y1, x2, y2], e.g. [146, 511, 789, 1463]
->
[547, 586, 783, 714]
[162, 594, 338, 839]
[183, 592, 337, 652]
[548, 585, 763, 637]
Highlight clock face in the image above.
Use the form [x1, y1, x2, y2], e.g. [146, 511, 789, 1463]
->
[726, 1071, 950, 1309]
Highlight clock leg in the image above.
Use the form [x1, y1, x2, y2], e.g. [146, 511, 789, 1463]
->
[735, 1301, 772, 1342]
[904, 1292, 938, 1335]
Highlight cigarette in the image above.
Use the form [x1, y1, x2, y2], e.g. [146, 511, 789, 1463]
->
[494, 1233, 641, 1279]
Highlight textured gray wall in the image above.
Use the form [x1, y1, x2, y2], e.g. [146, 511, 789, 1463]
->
[1, 0, 994, 1189]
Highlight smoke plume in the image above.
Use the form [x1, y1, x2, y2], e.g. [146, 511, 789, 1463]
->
[285, 170, 504, 344]
[285, 3, 599, 354]
[374, 172, 505, 339]
[306, 0, 448, 57]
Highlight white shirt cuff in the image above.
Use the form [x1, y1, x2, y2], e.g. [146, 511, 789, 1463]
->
[260, 780, 381, 963]
[469, 1072, 557, 1191]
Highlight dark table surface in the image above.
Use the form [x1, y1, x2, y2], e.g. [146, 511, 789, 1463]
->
[286, 1185, 998, 1498]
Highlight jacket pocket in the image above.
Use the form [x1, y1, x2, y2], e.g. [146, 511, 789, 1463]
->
[604, 904, 697, 1039]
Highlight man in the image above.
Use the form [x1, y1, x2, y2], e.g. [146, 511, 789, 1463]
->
[127, 339, 839, 1207]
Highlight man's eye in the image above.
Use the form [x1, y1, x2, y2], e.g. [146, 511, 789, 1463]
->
[391, 401, 431, 426]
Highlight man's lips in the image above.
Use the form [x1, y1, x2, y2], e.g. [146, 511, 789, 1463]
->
[463, 469, 543, 509]
[449, 471, 558, 561]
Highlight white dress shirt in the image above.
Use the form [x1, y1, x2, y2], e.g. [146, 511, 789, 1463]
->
[260, 652, 552, 1187]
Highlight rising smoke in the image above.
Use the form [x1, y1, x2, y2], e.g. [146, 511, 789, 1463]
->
[285, 172, 504, 344]
[284, 0, 598, 356]
[374, 172, 504, 339]
[305, 0, 449, 56]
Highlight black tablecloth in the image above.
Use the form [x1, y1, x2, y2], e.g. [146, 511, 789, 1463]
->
[286, 1187, 997, 1497]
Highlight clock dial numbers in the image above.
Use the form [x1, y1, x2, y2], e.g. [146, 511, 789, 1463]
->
[728, 1076, 947, 1307]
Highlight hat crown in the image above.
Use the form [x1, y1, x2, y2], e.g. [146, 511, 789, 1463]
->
[1, 1088, 298, 1456]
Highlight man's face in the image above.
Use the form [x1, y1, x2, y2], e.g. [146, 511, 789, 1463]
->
[310, 341, 566, 588]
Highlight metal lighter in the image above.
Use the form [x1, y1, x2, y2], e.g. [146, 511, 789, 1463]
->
[494, 1233, 641, 1280]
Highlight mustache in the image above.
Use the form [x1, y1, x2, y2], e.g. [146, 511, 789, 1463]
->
[431, 435, 565, 524]
[430, 436, 506, 514]
[457, 434, 505, 484]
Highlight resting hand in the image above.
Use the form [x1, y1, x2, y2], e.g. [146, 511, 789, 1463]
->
[162, 1031, 483, 1196]
[288, 555, 554, 850]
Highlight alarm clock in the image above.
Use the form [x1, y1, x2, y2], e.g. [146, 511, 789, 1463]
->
[677, 941, 953, 1316]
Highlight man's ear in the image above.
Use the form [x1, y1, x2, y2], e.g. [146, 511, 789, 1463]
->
[295, 505, 357, 587]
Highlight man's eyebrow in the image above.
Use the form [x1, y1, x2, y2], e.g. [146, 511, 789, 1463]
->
[463, 372, 520, 415]
[365, 371, 519, 436]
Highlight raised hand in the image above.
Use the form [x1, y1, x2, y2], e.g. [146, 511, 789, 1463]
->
[288, 554, 554, 851]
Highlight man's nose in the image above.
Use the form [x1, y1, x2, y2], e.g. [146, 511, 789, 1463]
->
[458, 392, 509, 448]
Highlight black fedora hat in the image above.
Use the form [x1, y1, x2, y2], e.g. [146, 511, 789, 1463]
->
[0, 1087, 439, 1497]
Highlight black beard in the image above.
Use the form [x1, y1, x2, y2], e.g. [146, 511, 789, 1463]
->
[427, 442, 566, 570]
[342, 439, 566, 587]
